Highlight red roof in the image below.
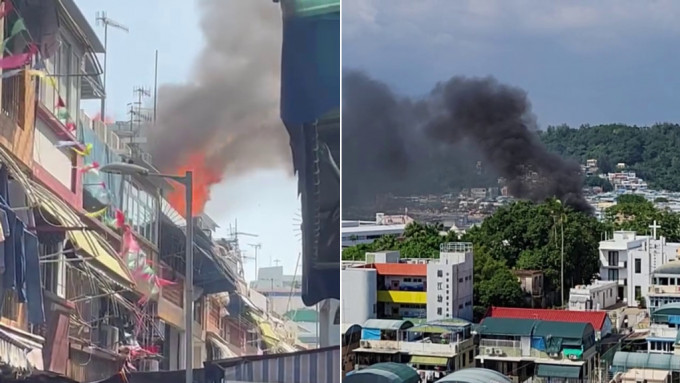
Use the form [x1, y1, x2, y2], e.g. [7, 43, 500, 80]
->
[372, 263, 427, 277]
[486, 307, 609, 331]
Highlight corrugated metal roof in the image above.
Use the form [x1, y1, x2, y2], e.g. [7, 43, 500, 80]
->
[478, 318, 537, 336]
[373, 263, 427, 277]
[612, 351, 680, 371]
[487, 307, 609, 330]
[533, 321, 594, 341]
[363, 319, 414, 331]
[436, 368, 512, 383]
[345, 362, 420, 383]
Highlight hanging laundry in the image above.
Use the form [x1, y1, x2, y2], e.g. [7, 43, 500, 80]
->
[72, 143, 92, 157]
[85, 206, 108, 218]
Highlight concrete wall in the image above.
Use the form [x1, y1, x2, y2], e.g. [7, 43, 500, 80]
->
[426, 251, 474, 322]
[341, 268, 376, 325]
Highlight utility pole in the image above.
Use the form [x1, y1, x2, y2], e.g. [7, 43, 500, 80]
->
[249, 243, 262, 278]
[95, 12, 129, 120]
[153, 50, 159, 123]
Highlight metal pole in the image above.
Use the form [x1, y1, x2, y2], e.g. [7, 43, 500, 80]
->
[100, 24, 108, 119]
[153, 50, 158, 123]
[561, 217, 565, 308]
[184, 170, 194, 383]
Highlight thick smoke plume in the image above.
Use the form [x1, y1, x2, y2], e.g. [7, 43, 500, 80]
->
[147, 0, 291, 213]
[343, 71, 591, 213]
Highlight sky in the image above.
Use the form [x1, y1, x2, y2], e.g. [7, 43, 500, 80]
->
[343, 0, 680, 128]
[75, 0, 301, 283]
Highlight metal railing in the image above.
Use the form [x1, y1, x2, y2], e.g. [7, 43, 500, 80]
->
[1, 75, 22, 123]
[440, 242, 473, 253]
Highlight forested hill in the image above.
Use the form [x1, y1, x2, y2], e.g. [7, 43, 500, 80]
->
[539, 123, 680, 191]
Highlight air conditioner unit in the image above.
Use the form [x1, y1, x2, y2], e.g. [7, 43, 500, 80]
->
[549, 352, 559, 358]
[140, 359, 159, 372]
[485, 348, 493, 355]
[494, 349, 504, 356]
[568, 354, 578, 360]
[360, 340, 371, 348]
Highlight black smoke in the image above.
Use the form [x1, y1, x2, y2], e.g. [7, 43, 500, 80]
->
[342, 71, 591, 213]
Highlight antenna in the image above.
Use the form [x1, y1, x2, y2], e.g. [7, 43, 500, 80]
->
[96, 11, 129, 120]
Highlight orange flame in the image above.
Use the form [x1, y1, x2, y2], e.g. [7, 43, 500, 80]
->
[167, 152, 223, 218]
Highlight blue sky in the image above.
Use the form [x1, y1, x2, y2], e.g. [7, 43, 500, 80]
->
[75, 0, 301, 282]
[343, 0, 680, 127]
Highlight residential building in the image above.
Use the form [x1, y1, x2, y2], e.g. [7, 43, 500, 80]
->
[342, 324, 361, 375]
[599, 230, 680, 306]
[344, 362, 419, 383]
[251, 266, 305, 315]
[644, 303, 680, 355]
[485, 306, 613, 341]
[611, 352, 680, 382]
[341, 213, 412, 247]
[353, 318, 476, 382]
[512, 270, 545, 308]
[476, 317, 599, 382]
[569, 280, 618, 311]
[647, 259, 680, 310]
[426, 243, 474, 322]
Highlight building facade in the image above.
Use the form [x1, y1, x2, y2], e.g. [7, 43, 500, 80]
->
[569, 280, 619, 311]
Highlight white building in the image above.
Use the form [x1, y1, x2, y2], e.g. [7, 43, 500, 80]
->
[341, 267, 377, 326]
[341, 213, 412, 247]
[426, 243, 474, 322]
[568, 280, 618, 311]
[250, 266, 305, 315]
[599, 227, 680, 307]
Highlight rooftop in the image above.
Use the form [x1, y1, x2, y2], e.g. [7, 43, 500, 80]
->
[436, 368, 512, 383]
[363, 319, 414, 331]
[487, 306, 609, 331]
[344, 362, 419, 383]
[369, 263, 428, 277]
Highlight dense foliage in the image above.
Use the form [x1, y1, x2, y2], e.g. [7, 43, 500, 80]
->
[604, 194, 680, 241]
[540, 123, 680, 190]
[342, 199, 604, 319]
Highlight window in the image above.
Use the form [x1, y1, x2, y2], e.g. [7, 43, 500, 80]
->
[458, 304, 463, 309]
[608, 251, 619, 266]
[40, 242, 65, 298]
[635, 286, 642, 300]
[635, 259, 641, 274]
[437, 270, 443, 277]
[122, 181, 159, 244]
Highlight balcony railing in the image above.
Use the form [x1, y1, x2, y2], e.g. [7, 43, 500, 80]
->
[649, 325, 678, 339]
[479, 339, 586, 361]
[1, 74, 22, 124]
[358, 338, 471, 355]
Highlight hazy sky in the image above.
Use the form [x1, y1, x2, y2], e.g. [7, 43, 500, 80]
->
[343, 0, 680, 128]
[75, 0, 301, 282]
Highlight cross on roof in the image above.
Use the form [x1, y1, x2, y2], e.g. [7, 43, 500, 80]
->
[650, 220, 661, 240]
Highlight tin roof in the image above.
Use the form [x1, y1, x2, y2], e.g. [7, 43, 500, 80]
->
[373, 263, 427, 277]
[487, 307, 609, 331]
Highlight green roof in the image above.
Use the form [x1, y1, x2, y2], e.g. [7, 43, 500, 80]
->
[284, 309, 318, 322]
[533, 321, 594, 341]
[478, 318, 537, 336]
[363, 319, 414, 331]
[652, 302, 680, 322]
[345, 362, 419, 383]
[436, 368, 512, 383]
[536, 364, 581, 379]
[405, 325, 452, 334]
[612, 351, 680, 372]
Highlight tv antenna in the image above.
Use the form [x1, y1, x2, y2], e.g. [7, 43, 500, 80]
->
[95, 11, 129, 119]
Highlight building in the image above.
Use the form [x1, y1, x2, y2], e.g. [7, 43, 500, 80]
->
[647, 259, 680, 310]
[341, 213, 412, 247]
[599, 230, 680, 306]
[344, 362, 419, 383]
[343, 245, 473, 323]
[512, 270, 544, 308]
[476, 317, 599, 382]
[645, 303, 680, 355]
[569, 280, 618, 311]
[426, 243, 474, 322]
[611, 352, 680, 382]
[353, 318, 476, 382]
[485, 306, 613, 341]
[251, 266, 305, 315]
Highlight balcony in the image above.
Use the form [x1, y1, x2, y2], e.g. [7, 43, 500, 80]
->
[649, 325, 678, 339]
[377, 290, 427, 304]
[479, 339, 586, 362]
[649, 285, 680, 295]
[358, 338, 470, 356]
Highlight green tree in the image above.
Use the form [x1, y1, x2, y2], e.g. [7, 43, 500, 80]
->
[584, 175, 613, 192]
[605, 195, 680, 241]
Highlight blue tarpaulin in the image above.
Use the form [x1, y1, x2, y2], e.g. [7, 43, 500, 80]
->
[361, 329, 381, 340]
[532, 337, 546, 351]
[668, 315, 680, 325]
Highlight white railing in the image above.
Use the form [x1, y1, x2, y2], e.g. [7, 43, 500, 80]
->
[79, 110, 132, 156]
[649, 325, 678, 339]
[359, 338, 472, 355]
[480, 339, 520, 349]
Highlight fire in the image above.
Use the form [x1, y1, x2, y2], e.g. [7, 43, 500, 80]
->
[166, 152, 223, 218]
[93, 113, 115, 125]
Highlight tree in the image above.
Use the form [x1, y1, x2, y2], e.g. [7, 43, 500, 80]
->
[605, 195, 680, 241]
[584, 175, 613, 192]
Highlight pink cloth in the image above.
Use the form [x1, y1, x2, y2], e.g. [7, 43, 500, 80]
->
[0, 44, 37, 70]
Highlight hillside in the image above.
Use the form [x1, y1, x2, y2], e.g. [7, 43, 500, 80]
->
[539, 123, 680, 191]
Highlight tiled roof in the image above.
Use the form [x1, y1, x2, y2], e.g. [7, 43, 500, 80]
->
[372, 263, 427, 277]
[487, 307, 609, 331]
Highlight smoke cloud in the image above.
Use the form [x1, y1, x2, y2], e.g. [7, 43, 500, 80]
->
[148, 0, 291, 178]
[343, 71, 591, 213]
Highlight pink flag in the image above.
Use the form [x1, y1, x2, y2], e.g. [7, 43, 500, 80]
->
[0, 2, 14, 19]
[0, 52, 31, 70]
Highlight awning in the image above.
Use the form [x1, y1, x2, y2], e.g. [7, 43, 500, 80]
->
[259, 322, 280, 347]
[0, 327, 43, 371]
[409, 356, 448, 367]
[207, 334, 236, 359]
[536, 364, 581, 379]
[36, 191, 134, 286]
